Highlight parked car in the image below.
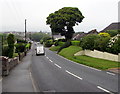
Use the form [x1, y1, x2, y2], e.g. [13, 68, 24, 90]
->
[35, 46, 45, 55]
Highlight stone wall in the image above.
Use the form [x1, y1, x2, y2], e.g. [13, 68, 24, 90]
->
[74, 50, 120, 62]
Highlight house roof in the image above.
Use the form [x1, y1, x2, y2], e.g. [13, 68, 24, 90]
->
[101, 22, 120, 32]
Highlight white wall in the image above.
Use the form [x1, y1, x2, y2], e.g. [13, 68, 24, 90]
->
[74, 50, 120, 62]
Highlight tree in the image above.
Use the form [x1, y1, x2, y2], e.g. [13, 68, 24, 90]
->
[46, 7, 84, 41]
[7, 34, 15, 58]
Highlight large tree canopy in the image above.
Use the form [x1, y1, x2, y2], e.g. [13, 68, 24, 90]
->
[46, 7, 84, 40]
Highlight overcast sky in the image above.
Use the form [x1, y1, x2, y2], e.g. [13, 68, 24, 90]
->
[0, 0, 119, 32]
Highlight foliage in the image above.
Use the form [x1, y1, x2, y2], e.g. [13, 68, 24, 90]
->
[106, 30, 119, 37]
[71, 41, 80, 46]
[98, 32, 110, 37]
[42, 36, 52, 42]
[58, 40, 72, 53]
[94, 36, 110, 52]
[80, 34, 99, 50]
[2, 45, 9, 57]
[107, 35, 120, 54]
[25, 43, 31, 49]
[40, 39, 43, 44]
[46, 7, 84, 40]
[7, 34, 15, 58]
[44, 39, 53, 47]
[31, 32, 51, 42]
[15, 43, 26, 53]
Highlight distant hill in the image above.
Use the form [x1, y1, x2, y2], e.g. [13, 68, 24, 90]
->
[101, 22, 120, 32]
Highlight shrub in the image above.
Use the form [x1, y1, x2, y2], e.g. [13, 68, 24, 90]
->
[98, 32, 110, 37]
[94, 37, 110, 52]
[107, 35, 120, 54]
[44, 40, 53, 47]
[7, 34, 15, 58]
[80, 34, 99, 50]
[40, 39, 43, 44]
[71, 41, 80, 46]
[15, 43, 26, 53]
[2, 45, 9, 57]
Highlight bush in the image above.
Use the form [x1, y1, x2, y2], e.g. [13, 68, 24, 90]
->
[94, 37, 110, 52]
[7, 34, 15, 58]
[15, 43, 26, 53]
[40, 39, 43, 44]
[2, 45, 9, 57]
[44, 40, 53, 47]
[107, 36, 120, 54]
[80, 34, 99, 50]
[71, 41, 80, 46]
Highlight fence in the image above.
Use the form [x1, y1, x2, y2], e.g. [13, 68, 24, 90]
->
[74, 50, 120, 62]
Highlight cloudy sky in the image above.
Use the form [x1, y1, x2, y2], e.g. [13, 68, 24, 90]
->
[0, 0, 119, 32]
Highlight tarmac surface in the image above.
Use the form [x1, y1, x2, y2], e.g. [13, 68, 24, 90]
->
[2, 50, 35, 92]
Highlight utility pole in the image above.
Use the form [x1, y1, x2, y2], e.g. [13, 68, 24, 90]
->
[25, 19, 27, 41]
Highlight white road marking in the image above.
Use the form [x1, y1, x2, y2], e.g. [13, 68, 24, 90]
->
[97, 86, 111, 93]
[54, 63, 61, 69]
[65, 70, 82, 80]
[57, 54, 101, 71]
[106, 72, 115, 76]
[46, 57, 49, 59]
[49, 59, 53, 62]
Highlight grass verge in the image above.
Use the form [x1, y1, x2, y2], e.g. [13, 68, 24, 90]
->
[58, 46, 120, 70]
[49, 46, 61, 51]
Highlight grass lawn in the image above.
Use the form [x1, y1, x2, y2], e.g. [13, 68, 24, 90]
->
[58, 46, 120, 70]
[49, 46, 61, 51]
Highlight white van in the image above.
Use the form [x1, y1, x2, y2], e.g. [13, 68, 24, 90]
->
[36, 46, 45, 55]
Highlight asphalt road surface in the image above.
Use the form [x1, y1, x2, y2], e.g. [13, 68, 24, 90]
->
[31, 43, 119, 93]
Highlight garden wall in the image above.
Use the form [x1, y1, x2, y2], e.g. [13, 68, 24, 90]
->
[74, 50, 120, 62]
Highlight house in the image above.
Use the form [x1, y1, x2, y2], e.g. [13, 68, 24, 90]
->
[72, 29, 98, 40]
[100, 22, 120, 32]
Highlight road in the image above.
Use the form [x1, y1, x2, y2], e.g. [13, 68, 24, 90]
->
[31, 43, 119, 93]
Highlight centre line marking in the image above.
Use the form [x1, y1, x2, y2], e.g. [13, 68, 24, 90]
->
[65, 70, 82, 80]
[49, 59, 53, 62]
[97, 86, 111, 93]
[46, 57, 49, 59]
[54, 63, 61, 69]
[106, 72, 115, 76]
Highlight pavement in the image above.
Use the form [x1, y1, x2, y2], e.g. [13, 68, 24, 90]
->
[2, 49, 35, 92]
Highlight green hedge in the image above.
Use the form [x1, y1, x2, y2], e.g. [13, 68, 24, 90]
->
[71, 41, 80, 46]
